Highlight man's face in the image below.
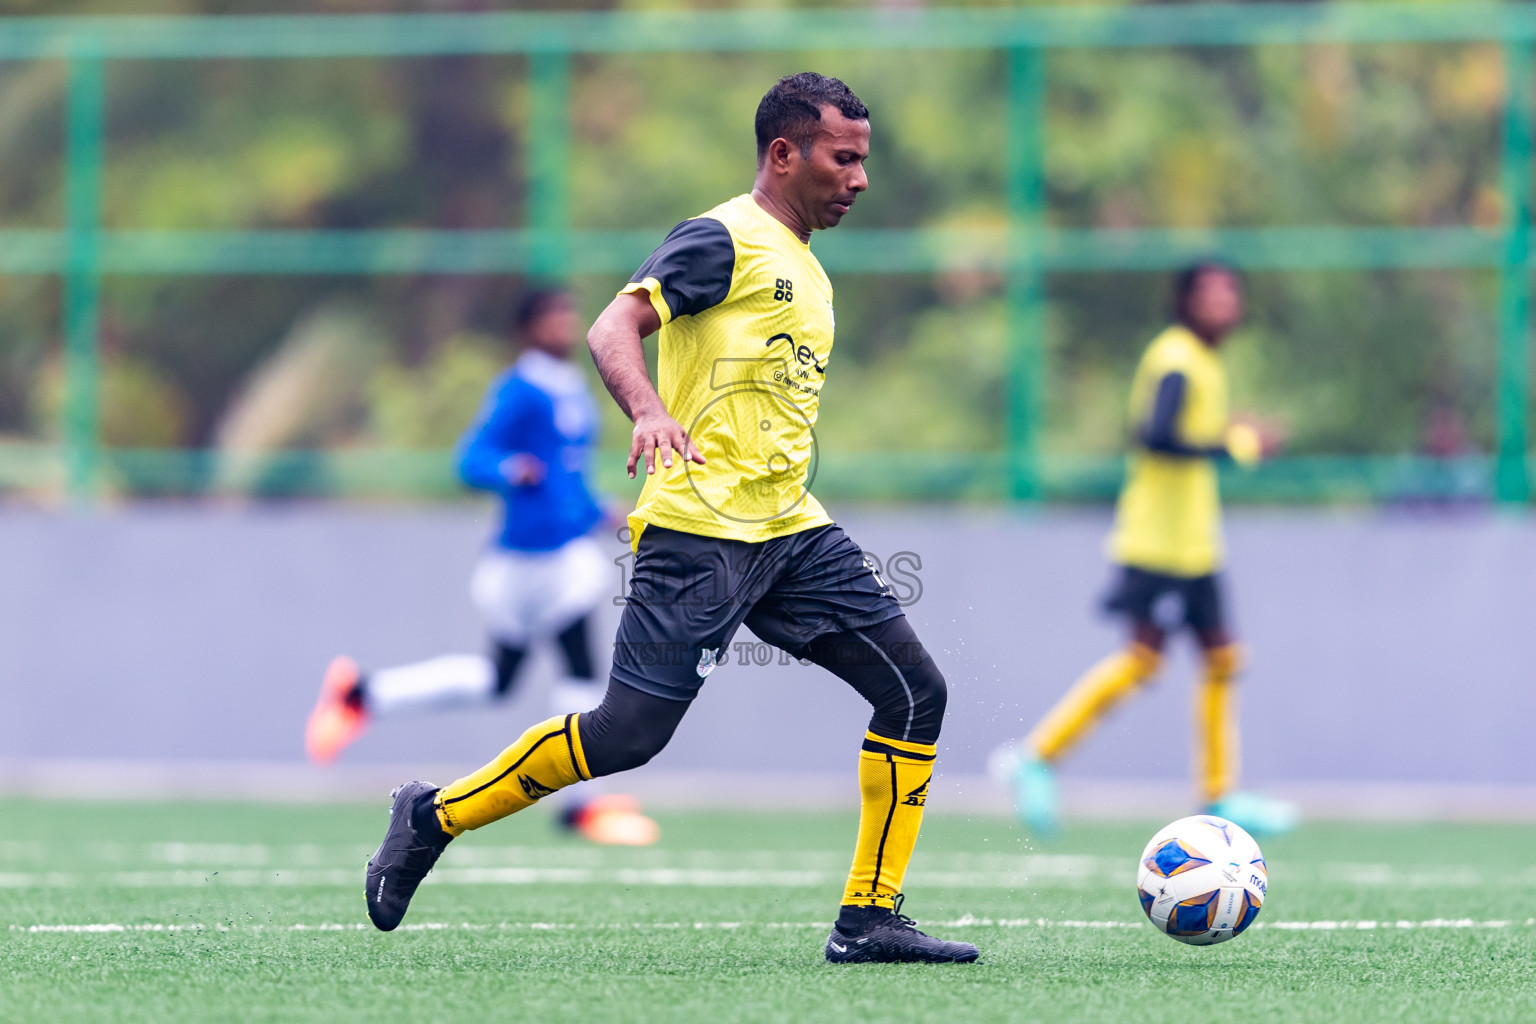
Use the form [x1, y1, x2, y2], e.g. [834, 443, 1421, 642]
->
[786, 107, 869, 230]
[525, 295, 580, 358]
[1186, 269, 1244, 339]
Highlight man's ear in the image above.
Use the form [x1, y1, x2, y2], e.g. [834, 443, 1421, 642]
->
[768, 137, 795, 174]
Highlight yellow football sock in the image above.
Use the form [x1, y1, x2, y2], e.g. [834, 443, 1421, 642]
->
[433, 714, 589, 835]
[1025, 643, 1161, 762]
[841, 732, 936, 910]
[1195, 645, 1243, 804]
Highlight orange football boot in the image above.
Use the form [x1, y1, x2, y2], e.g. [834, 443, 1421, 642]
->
[567, 794, 660, 846]
[305, 656, 369, 764]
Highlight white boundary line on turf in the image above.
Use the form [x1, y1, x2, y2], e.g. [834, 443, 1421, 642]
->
[0, 867, 1104, 890]
[12, 918, 1536, 935]
[5, 864, 1535, 891]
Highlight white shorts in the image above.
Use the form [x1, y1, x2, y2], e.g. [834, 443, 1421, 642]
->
[470, 536, 610, 647]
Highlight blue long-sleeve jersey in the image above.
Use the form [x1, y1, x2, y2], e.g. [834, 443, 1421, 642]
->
[456, 349, 604, 552]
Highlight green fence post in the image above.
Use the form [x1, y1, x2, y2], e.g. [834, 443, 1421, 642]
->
[1005, 47, 1047, 501]
[528, 51, 572, 283]
[1498, 40, 1534, 505]
[63, 50, 105, 504]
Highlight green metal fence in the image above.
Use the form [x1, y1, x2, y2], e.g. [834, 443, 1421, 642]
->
[4, 3, 1536, 504]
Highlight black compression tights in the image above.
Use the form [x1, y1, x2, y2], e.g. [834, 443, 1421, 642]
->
[801, 614, 947, 745]
[578, 614, 947, 779]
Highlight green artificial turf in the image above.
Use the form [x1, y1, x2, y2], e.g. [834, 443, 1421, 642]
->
[1, 800, 1532, 1023]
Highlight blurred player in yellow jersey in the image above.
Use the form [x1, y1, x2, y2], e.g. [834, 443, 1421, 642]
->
[995, 263, 1297, 838]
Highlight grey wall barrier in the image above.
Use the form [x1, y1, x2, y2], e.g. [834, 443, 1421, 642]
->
[0, 505, 1530, 786]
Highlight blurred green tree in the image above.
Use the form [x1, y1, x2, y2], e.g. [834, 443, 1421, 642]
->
[0, 0, 1513, 498]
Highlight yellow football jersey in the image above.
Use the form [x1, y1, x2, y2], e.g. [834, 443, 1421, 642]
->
[619, 193, 837, 544]
[1108, 324, 1231, 577]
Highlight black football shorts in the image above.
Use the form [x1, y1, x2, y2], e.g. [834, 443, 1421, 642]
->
[1102, 564, 1228, 635]
[611, 523, 904, 701]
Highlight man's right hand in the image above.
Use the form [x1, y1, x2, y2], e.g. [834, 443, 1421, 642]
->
[629, 409, 706, 479]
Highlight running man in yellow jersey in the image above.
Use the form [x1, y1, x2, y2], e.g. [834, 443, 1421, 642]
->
[996, 263, 1296, 838]
[362, 73, 978, 965]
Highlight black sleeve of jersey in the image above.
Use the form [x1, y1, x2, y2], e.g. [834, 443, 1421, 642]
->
[1139, 372, 1230, 460]
[629, 217, 735, 319]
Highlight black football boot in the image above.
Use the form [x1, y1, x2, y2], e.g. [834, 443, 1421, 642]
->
[364, 781, 453, 931]
[824, 895, 980, 964]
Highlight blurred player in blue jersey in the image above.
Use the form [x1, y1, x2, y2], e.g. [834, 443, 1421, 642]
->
[994, 264, 1297, 839]
[304, 288, 658, 846]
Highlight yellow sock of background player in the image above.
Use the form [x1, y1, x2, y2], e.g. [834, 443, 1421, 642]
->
[1025, 643, 1162, 761]
[432, 714, 589, 835]
[1195, 645, 1243, 804]
[841, 732, 936, 909]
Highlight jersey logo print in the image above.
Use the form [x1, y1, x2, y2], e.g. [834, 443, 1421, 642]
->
[902, 779, 929, 807]
[518, 774, 557, 800]
[765, 333, 824, 374]
[773, 277, 794, 302]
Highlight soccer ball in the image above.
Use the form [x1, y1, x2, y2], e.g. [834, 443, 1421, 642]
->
[1136, 815, 1266, 945]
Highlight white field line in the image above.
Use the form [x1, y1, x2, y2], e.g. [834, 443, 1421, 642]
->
[0, 861, 1109, 890]
[0, 868, 853, 889]
[4, 860, 1536, 891]
[2, 843, 1117, 874]
[10, 917, 1535, 935]
[4, 843, 1536, 892]
[3, 846, 1534, 894]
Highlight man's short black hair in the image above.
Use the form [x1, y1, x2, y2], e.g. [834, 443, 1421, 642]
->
[511, 287, 570, 335]
[1172, 260, 1241, 324]
[755, 72, 869, 161]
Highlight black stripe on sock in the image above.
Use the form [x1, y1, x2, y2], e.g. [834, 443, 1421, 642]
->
[441, 726, 566, 806]
[862, 738, 936, 762]
[563, 714, 588, 782]
[870, 754, 898, 895]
